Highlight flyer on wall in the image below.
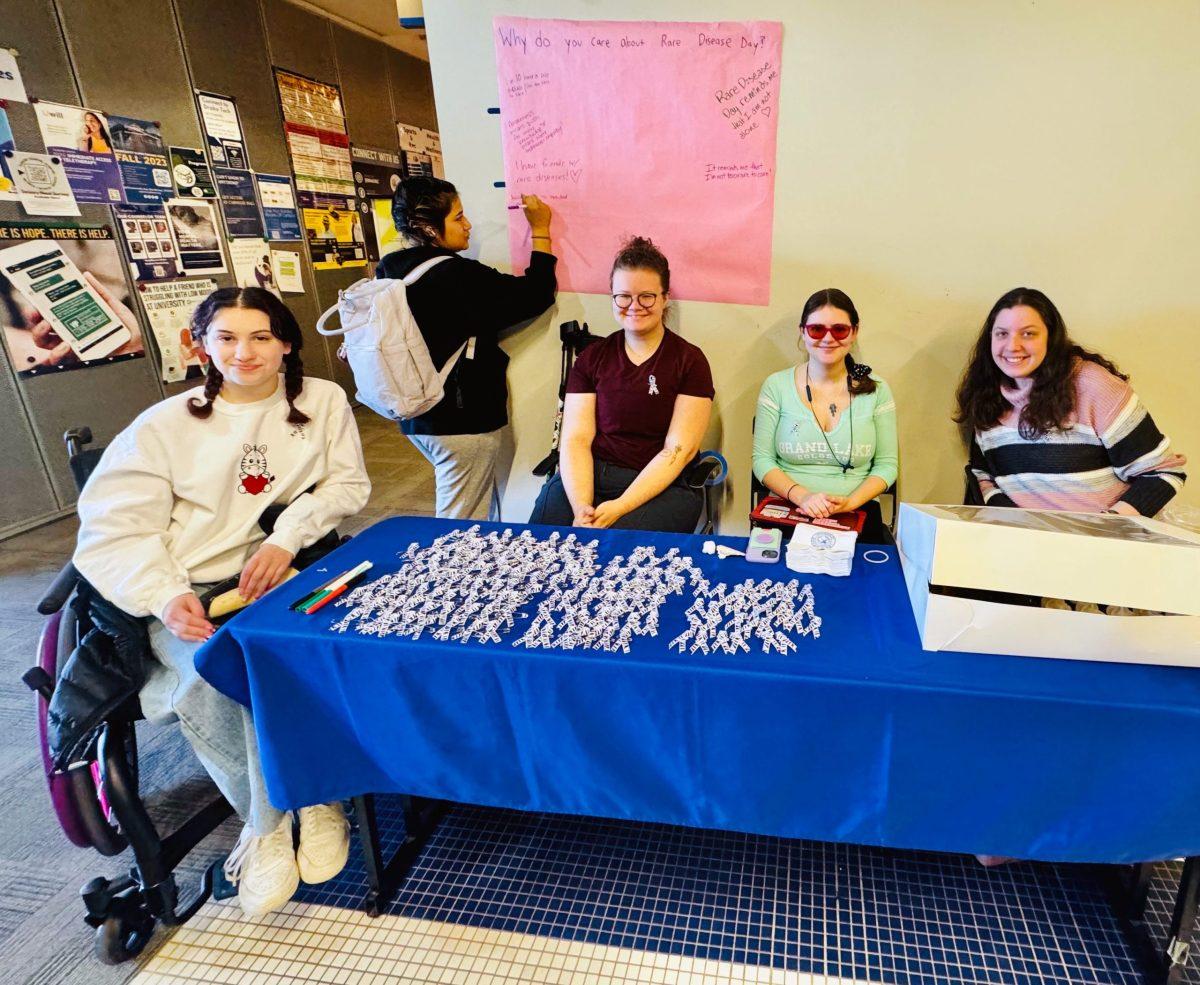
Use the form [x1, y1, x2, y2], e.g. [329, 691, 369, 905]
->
[351, 144, 402, 261]
[33, 100, 124, 204]
[214, 166, 265, 239]
[114, 203, 180, 280]
[229, 238, 281, 298]
[0, 106, 17, 200]
[254, 173, 303, 240]
[195, 91, 248, 170]
[370, 198, 399, 258]
[276, 69, 355, 206]
[271, 249, 304, 293]
[0, 221, 145, 378]
[108, 115, 172, 205]
[302, 204, 365, 270]
[4, 150, 79, 216]
[137, 278, 215, 383]
[164, 198, 226, 275]
[0, 49, 29, 103]
[169, 146, 217, 199]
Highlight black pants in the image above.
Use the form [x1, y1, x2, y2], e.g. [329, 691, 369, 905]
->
[529, 459, 703, 533]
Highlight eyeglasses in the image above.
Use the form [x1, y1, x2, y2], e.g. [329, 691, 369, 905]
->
[612, 292, 662, 310]
[803, 323, 854, 341]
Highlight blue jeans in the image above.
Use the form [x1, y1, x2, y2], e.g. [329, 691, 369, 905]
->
[529, 459, 703, 533]
[142, 592, 284, 835]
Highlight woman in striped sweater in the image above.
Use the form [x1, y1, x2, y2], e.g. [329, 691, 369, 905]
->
[954, 287, 1185, 516]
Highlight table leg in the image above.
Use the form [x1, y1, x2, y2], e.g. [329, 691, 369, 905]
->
[1163, 856, 1200, 984]
[1101, 858, 1200, 985]
[351, 794, 447, 918]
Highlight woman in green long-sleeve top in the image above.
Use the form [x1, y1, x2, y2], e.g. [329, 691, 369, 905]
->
[752, 288, 899, 543]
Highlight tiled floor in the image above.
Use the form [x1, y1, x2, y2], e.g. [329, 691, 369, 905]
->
[132, 800, 1192, 985]
[2, 408, 1197, 985]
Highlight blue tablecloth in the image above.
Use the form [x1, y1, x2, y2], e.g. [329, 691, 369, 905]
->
[196, 516, 1200, 864]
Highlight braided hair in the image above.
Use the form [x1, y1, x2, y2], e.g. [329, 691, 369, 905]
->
[391, 176, 458, 247]
[799, 288, 877, 395]
[186, 287, 310, 425]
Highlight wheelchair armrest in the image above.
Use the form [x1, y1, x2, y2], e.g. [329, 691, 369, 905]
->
[38, 562, 80, 615]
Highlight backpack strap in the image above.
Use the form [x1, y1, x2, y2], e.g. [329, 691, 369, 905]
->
[315, 255, 454, 336]
[403, 254, 470, 380]
[401, 253, 453, 286]
[315, 280, 370, 336]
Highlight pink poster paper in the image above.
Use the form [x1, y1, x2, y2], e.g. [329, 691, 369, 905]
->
[494, 17, 782, 306]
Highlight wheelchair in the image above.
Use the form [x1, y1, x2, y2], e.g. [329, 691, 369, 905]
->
[22, 426, 236, 964]
[533, 319, 729, 533]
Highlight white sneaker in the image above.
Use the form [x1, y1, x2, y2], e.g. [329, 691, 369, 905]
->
[224, 814, 299, 916]
[297, 802, 350, 884]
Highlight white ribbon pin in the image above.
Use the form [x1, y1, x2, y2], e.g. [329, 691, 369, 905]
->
[648, 374, 659, 396]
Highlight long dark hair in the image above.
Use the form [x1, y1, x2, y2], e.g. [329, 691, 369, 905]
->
[954, 287, 1126, 438]
[391, 176, 458, 247]
[799, 288, 876, 395]
[186, 287, 309, 426]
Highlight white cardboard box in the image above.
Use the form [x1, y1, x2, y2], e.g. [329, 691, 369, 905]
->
[896, 503, 1200, 667]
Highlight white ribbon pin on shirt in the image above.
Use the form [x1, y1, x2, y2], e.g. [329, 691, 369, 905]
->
[648, 374, 659, 396]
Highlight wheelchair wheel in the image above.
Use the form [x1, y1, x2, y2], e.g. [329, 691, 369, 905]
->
[51, 603, 128, 856]
[95, 910, 155, 965]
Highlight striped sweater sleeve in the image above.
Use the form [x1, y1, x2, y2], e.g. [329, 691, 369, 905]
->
[1080, 363, 1187, 516]
[968, 436, 1016, 507]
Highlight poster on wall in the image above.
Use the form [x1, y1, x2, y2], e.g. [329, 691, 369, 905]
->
[271, 249, 304, 293]
[4, 150, 79, 216]
[114, 203, 179, 281]
[492, 16, 783, 304]
[213, 166, 264, 239]
[420, 128, 443, 176]
[229, 238, 281, 298]
[137, 278, 214, 383]
[0, 107, 17, 200]
[370, 197, 399, 258]
[195, 91, 248, 169]
[351, 145, 402, 261]
[164, 199, 226, 275]
[0, 49, 29, 103]
[397, 123, 423, 155]
[0, 221, 145, 378]
[396, 124, 442, 178]
[275, 69, 355, 207]
[169, 146, 217, 200]
[254, 172, 302, 240]
[302, 203, 365, 270]
[108, 115, 172, 205]
[33, 100, 125, 204]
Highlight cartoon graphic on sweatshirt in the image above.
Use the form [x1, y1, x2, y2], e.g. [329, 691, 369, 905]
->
[238, 444, 275, 495]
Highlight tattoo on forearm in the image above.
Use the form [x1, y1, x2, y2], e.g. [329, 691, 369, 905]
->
[661, 444, 684, 467]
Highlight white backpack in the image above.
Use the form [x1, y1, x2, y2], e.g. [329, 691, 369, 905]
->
[315, 255, 469, 421]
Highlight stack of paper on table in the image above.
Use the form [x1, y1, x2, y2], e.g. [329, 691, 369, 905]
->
[785, 514, 861, 577]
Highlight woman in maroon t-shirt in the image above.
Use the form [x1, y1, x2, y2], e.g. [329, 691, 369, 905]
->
[529, 237, 714, 532]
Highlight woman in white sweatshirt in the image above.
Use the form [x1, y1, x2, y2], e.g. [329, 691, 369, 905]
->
[73, 286, 371, 916]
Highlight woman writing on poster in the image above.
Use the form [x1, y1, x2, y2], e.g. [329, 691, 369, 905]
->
[377, 175, 556, 521]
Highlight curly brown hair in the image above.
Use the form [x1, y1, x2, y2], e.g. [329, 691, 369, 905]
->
[954, 287, 1126, 439]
